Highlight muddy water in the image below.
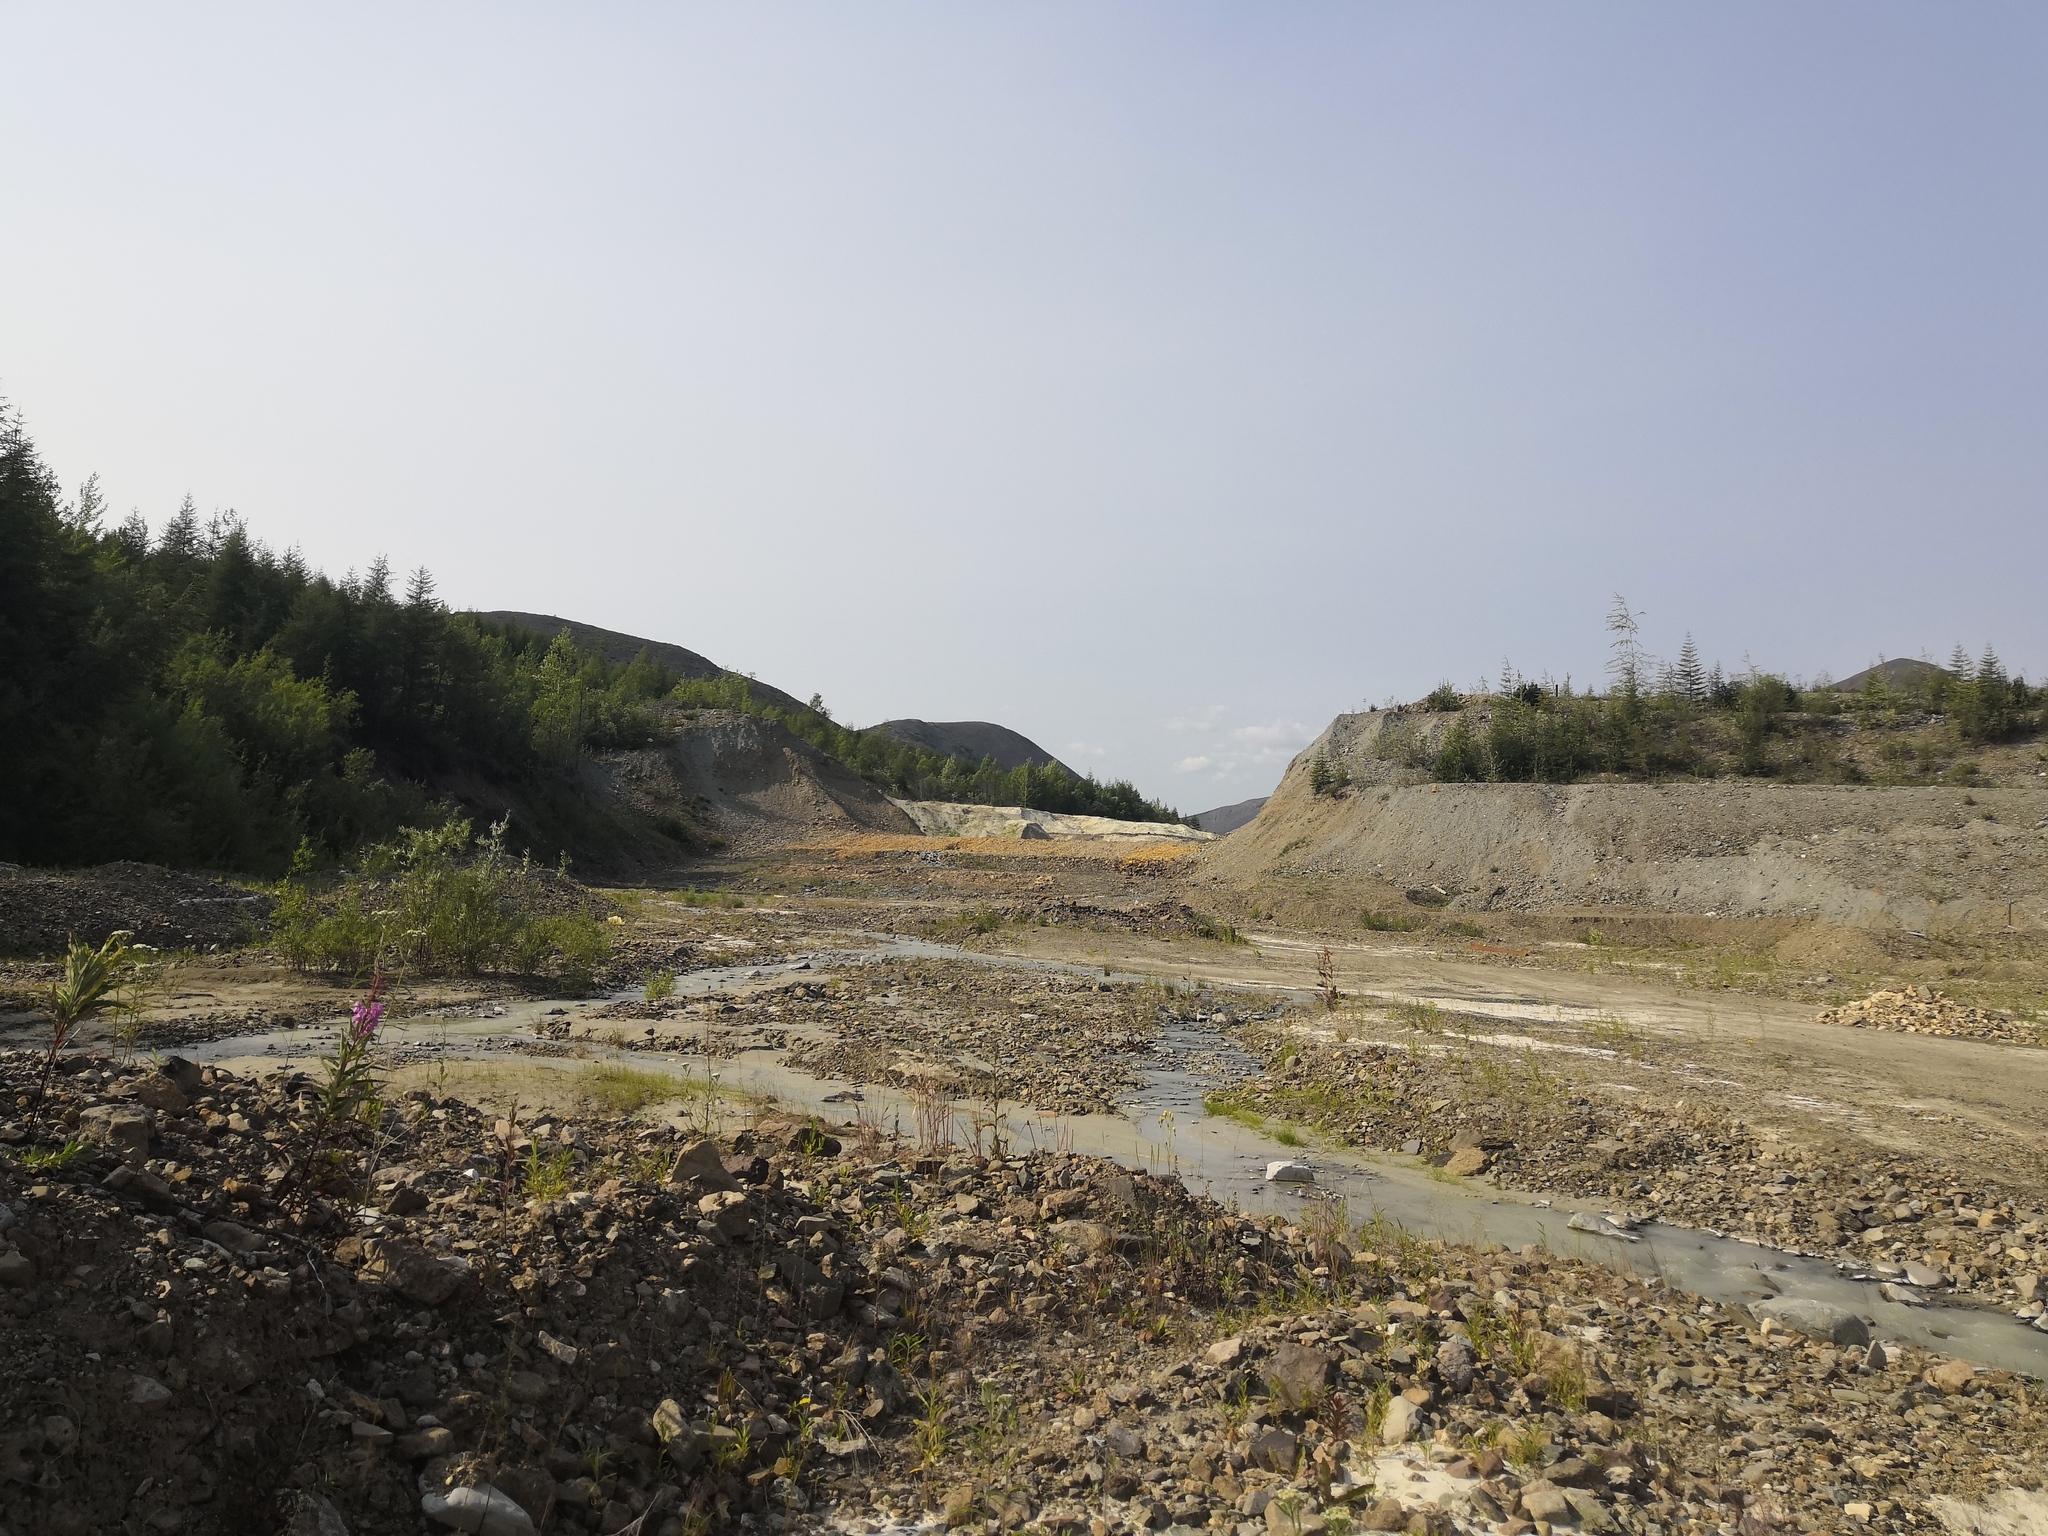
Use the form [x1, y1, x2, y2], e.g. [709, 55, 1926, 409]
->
[179, 942, 2048, 1377]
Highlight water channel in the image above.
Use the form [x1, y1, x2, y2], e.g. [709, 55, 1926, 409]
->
[181, 937, 2048, 1378]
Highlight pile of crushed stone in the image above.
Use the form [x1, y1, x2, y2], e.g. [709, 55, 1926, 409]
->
[0, 861, 271, 957]
[1816, 987, 2044, 1047]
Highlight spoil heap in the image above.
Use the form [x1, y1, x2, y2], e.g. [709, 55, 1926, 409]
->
[0, 1049, 2040, 1536]
[1816, 989, 2043, 1048]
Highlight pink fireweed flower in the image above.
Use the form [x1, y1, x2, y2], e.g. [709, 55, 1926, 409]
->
[349, 998, 385, 1037]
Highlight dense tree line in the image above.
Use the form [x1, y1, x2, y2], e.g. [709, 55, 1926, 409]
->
[1412, 652, 2038, 787]
[0, 411, 674, 872]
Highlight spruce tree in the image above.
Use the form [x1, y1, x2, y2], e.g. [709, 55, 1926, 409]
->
[1673, 634, 1706, 703]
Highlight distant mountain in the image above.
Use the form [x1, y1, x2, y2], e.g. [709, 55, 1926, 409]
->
[1825, 658, 1951, 693]
[874, 719, 1071, 776]
[477, 612, 811, 714]
[1190, 796, 1268, 835]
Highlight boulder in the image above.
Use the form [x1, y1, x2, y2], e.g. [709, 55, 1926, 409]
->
[130, 1074, 190, 1115]
[1245, 1426, 1298, 1472]
[1926, 1359, 1977, 1394]
[1442, 1147, 1489, 1178]
[1753, 1297, 1870, 1347]
[359, 1239, 469, 1306]
[1434, 1336, 1475, 1394]
[1379, 1395, 1422, 1445]
[1264, 1343, 1334, 1410]
[80, 1105, 153, 1164]
[669, 1140, 739, 1192]
[419, 1482, 538, 1536]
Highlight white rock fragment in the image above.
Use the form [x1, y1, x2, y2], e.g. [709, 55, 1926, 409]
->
[1265, 1161, 1315, 1184]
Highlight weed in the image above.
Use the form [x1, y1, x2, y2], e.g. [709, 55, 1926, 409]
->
[5, 1137, 87, 1171]
[1545, 1357, 1589, 1413]
[1272, 1126, 1304, 1148]
[912, 1385, 950, 1469]
[34, 929, 142, 1108]
[1391, 999, 1444, 1033]
[644, 969, 676, 1002]
[1505, 1423, 1548, 1468]
[521, 1144, 576, 1200]
[1443, 920, 1484, 939]
[578, 1064, 681, 1115]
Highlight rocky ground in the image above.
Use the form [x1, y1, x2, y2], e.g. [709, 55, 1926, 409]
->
[2, 843, 2047, 1536]
[2, 1044, 2043, 1536]
[1203, 1010, 2048, 1326]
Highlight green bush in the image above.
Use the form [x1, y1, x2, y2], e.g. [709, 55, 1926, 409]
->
[271, 818, 611, 987]
[1360, 910, 1420, 932]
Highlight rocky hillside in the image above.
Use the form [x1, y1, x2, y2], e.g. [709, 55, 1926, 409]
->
[1203, 710, 2048, 930]
[595, 710, 915, 854]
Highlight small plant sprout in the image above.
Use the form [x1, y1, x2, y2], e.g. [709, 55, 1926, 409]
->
[35, 929, 141, 1110]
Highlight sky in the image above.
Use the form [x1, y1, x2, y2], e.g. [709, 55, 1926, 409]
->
[3, 5, 2044, 812]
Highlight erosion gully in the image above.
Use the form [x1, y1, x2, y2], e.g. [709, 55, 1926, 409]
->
[182, 935, 2048, 1379]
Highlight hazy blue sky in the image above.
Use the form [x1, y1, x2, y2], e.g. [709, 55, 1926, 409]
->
[4, 5, 2043, 810]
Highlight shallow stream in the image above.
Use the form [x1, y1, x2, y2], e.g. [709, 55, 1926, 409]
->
[179, 939, 2048, 1377]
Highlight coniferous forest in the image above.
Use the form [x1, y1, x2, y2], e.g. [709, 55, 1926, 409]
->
[1, 411, 1182, 875]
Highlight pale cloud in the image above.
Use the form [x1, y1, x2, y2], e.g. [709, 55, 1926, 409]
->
[1162, 715, 1316, 783]
[1065, 741, 1108, 759]
[1164, 706, 1228, 734]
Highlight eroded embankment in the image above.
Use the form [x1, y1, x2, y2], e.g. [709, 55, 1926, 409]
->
[1208, 724, 2048, 930]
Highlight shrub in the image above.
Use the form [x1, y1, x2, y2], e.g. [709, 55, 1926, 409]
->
[272, 817, 611, 987]
[1308, 753, 1351, 796]
[1425, 682, 1463, 712]
[1360, 911, 1420, 933]
[644, 969, 677, 1002]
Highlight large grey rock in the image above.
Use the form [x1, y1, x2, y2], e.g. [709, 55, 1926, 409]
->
[1435, 1336, 1476, 1394]
[81, 1105, 153, 1163]
[1754, 1297, 1870, 1347]
[359, 1239, 468, 1306]
[1264, 1343, 1334, 1410]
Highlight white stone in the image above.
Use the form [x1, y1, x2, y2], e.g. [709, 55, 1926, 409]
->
[420, 1484, 538, 1536]
[1379, 1395, 1422, 1445]
[1265, 1161, 1314, 1184]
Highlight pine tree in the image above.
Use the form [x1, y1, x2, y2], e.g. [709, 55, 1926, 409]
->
[1948, 644, 1974, 682]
